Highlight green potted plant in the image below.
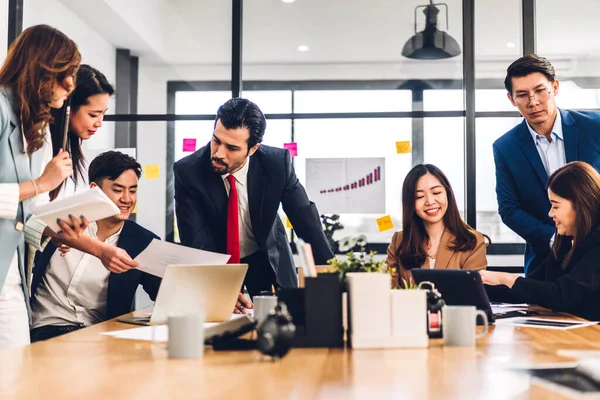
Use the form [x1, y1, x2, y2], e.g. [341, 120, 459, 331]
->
[327, 249, 386, 281]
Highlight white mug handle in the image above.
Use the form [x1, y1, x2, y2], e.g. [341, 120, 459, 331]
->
[475, 310, 488, 339]
[152, 325, 167, 349]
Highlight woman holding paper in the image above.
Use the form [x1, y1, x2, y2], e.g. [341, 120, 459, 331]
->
[0, 25, 81, 349]
[386, 164, 488, 288]
[481, 162, 600, 321]
[49, 64, 115, 198]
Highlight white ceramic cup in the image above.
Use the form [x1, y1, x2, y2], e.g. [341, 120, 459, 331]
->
[153, 314, 205, 359]
[442, 305, 488, 346]
[253, 295, 278, 323]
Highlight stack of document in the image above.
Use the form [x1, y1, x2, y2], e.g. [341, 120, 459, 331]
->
[31, 187, 119, 232]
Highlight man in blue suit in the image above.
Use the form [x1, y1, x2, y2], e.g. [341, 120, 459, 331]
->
[494, 54, 600, 277]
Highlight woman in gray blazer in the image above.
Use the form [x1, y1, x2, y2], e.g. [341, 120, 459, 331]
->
[0, 25, 81, 349]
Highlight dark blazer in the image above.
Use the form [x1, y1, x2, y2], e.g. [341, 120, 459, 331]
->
[510, 231, 600, 321]
[174, 144, 334, 288]
[31, 220, 161, 320]
[493, 109, 600, 276]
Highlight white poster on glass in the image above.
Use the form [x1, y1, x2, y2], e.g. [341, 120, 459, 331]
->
[306, 157, 385, 214]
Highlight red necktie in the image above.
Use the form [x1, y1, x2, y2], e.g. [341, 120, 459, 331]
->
[226, 174, 240, 264]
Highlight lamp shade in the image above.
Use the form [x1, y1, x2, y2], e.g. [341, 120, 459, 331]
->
[402, 2, 461, 60]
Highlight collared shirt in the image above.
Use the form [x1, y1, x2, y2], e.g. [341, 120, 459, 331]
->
[526, 111, 567, 177]
[220, 158, 259, 259]
[31, 222, 121, 329]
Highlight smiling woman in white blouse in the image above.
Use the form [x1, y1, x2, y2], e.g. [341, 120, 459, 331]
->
[0, 25, 81, 349]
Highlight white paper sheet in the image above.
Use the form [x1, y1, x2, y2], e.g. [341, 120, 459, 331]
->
[491, 306, 531, 314]
[296, 239, 317, 278]
[103, 325, 167, 341]
[103, 314, 248, 342]
[557, 350, 600, 359]
[306, 157, 386, 214]
[134, 239, 231, 278]
[31, 187, 120, 232]
[505, 362, 579, 370]
[491, 303, 529, 308]
[495, 317, 599, 330]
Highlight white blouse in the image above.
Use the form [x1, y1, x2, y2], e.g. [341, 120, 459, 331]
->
[0, 131, 52, 349]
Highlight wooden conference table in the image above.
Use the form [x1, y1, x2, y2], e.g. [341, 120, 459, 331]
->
[1, 309, 599, 399]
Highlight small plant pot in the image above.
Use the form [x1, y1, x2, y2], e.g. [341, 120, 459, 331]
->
[346, 272, 391, 348]
[390, 290, 429, 347]
[346, 273, 429, 349]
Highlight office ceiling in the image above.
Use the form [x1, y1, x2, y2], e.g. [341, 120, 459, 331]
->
[59, 0, 600, 68]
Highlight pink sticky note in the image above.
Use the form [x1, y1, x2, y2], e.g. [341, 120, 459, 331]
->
[183, 138, 197, 152]
[284, 142, 297, 157]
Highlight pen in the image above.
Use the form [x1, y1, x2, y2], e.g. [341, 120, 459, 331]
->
[61, 105, 71, 188]
[61, 105, 71, 151]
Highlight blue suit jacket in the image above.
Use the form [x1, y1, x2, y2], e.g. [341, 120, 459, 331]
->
[31, 220, 162, 320]
[493, 109, 600, 276]
[174, 144, 334, 288]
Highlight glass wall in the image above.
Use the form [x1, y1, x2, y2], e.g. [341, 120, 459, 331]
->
[17, 0, 600, 263]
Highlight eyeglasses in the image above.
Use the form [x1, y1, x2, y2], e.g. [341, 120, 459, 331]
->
[512, 88, 552, 106]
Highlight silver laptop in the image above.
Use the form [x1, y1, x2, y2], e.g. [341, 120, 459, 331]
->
[118, 264, 248, 325]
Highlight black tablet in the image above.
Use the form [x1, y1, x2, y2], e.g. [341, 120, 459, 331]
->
[411, 269, 495, 323]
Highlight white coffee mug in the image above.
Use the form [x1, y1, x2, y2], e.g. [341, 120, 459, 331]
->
[442, 305, 488, 346]
[153, 314, 205, 359]
[253, 295, 278, 323]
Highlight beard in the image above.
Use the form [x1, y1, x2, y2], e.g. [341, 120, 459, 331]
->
[211, 157, 231, 175]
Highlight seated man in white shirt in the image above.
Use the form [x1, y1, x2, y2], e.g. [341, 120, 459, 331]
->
[29, 151, 161, 342]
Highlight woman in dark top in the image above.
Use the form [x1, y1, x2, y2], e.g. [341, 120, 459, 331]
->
[481, 161, 600, 321]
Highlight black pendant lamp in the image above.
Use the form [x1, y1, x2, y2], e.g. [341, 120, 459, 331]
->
[401, 0, 461, 60]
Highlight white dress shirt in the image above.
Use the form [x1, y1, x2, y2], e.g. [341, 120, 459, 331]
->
[221, 158, 259, 259]
[526, 111, 566, 250]
[526, 111, 566, 177]
[31, 222, 119, 329]
[0, 131, 52, 349]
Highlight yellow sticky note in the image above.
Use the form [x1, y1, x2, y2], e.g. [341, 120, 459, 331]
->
[376, 215, 394, 232]
[144, 164, 160, 180]
[396, 141, 411, 154]
[285, 216, 293, 229]
[132, 204, 137, 214]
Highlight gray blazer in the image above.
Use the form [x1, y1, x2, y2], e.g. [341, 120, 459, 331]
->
[0, 86, 46, 313]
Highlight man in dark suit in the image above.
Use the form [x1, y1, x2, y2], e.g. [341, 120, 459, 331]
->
[174, 98, 333, 311]
[29, 151, 161, 342]
[494, 54, 600, 277]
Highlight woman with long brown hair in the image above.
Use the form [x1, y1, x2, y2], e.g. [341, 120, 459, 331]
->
[386, 164, 488, 287]
[0, 25, 81, 349]
[482, 161, 600, 320]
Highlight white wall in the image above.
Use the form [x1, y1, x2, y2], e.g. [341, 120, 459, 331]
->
[0, 0, 7, 61]
[23, 0, 117, 152]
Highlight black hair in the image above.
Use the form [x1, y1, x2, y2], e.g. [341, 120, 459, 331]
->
[88, 151, 141, 185]
[49, 64, 115, 199]
[547, 161, 600, 268]
[397, 164, 483, 269]
[215, 98, 266, 151]
[504, 54, 556, 94]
